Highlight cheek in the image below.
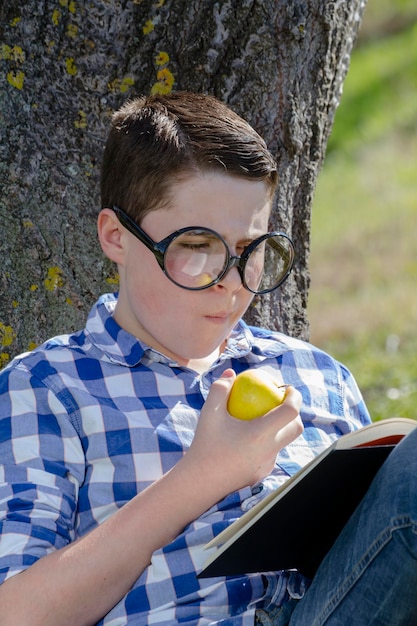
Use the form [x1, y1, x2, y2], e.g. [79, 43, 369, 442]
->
[135, 278, 170, 317]
[132, 268, 191, 320]
[236, 291, 255, 319]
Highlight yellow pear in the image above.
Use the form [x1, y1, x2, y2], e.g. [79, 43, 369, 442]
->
[227, 369, 287, 420]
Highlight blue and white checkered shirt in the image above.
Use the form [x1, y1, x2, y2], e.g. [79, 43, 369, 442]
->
[0, 294, 370, 625]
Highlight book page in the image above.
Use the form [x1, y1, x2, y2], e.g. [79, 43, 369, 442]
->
[335, 417, 415, 450]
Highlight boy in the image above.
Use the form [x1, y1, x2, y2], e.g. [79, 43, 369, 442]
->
[0, 92, 416, 626]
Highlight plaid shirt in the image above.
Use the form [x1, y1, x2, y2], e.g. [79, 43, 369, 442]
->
[0, 294, 370, 625]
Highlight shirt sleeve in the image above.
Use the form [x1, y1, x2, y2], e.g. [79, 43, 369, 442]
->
[339, 360, 372, 429]
[0, 362, 85, 583]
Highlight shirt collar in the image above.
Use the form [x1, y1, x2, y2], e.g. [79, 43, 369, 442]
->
[85, 294, 145, 366]
[85, 293, 289, 368]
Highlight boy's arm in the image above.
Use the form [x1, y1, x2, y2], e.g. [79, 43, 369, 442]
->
[0, 371, 302, 626]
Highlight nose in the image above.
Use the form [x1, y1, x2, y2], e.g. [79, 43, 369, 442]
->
[216, 256, 243, 291]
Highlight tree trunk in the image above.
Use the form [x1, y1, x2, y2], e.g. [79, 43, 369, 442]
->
[0, 0, 367, 366]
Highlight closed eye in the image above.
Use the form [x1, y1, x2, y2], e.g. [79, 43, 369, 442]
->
[179, 241, 211, 251]
[236, 241, 255, 255]
[172, 232, 224, 253]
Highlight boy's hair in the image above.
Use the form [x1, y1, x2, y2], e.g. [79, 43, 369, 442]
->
[100, 91, 278, 223]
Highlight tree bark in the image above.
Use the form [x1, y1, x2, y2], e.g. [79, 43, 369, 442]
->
[0, 0, 367, 366]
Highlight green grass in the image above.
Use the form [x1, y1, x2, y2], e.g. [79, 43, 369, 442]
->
[327, 22, 417, 155]
[307, 6, 417, 422]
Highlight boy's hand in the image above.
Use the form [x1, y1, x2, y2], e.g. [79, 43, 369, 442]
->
[185, 369, 303, 498]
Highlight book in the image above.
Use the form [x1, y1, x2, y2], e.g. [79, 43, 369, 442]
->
[199, 417, 417, 580]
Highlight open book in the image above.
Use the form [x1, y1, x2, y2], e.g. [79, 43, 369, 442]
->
[199, 417, 417, 580]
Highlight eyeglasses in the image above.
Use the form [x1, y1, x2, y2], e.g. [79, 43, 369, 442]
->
[113, 206, 294, 294]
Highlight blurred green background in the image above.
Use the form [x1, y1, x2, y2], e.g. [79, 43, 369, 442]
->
[308, 0, 417, 421]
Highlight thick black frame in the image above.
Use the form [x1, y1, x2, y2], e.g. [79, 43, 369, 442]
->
[112, 206, 295, 294]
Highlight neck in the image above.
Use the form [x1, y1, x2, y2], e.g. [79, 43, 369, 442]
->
[183, 348, 221, 374]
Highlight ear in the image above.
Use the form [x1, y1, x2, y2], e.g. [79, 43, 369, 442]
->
[97, 208, 125, 265]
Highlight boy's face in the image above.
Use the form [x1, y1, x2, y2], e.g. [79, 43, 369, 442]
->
[108, 172, 273, 367]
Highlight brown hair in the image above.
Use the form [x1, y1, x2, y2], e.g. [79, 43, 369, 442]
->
[100, 91, 278, 223]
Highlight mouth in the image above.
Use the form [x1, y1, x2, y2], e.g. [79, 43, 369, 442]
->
[205, 312, 230, 322]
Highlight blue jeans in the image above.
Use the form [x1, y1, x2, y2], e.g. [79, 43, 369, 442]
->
[255, 427, 417, 625]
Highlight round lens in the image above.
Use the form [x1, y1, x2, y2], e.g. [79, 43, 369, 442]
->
[244, 234, 294, 294]
[164, 229, 228, 289]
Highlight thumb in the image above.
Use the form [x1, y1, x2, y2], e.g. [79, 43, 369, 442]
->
[219, 367, 236, 381]
[204, 368, 236, 408]
[216, 367, 236, 390]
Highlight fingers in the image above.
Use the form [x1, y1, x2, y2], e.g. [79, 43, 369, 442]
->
[273, 411, 304, 449]
[267, 385, 303, 425]
[281, 384, 302, 411]
[258, 385, 304, 444]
